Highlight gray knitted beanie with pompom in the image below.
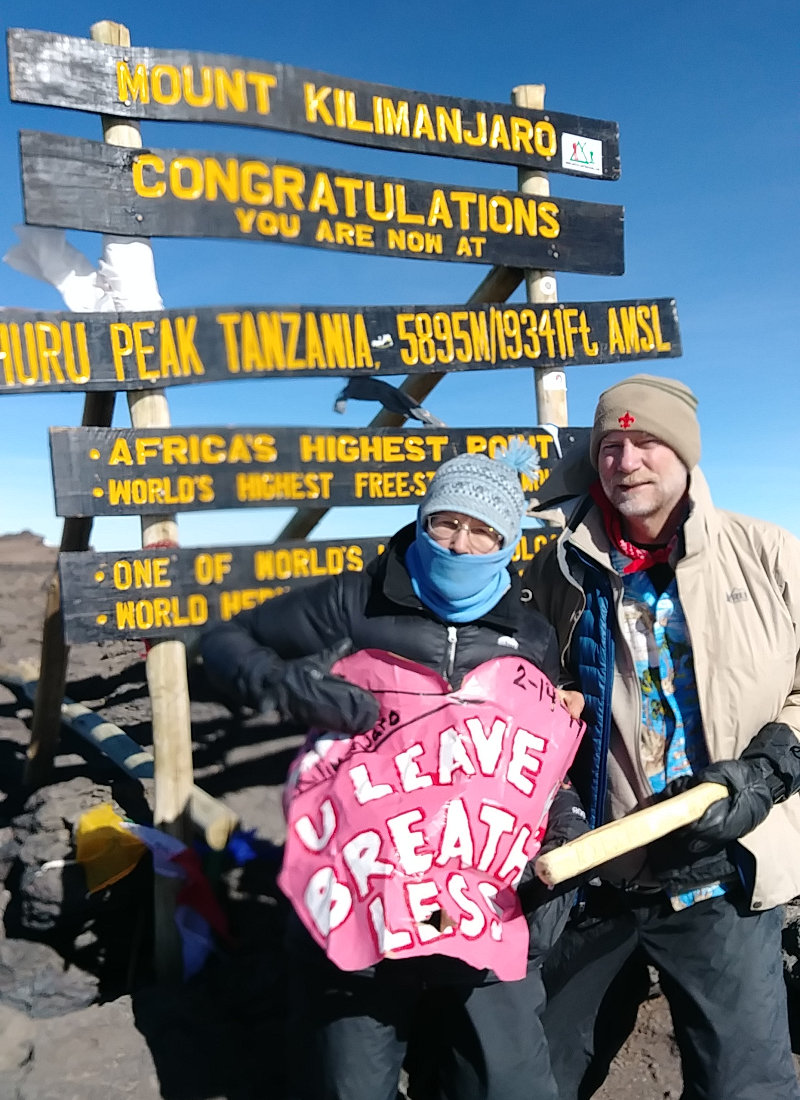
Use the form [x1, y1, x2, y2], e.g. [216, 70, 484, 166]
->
[419, 439, 540, 546]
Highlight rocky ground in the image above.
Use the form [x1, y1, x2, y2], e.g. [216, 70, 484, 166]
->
[0, 529, 797, 1099]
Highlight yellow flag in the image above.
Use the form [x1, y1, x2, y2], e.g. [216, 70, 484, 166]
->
[74, 803, 147, 893]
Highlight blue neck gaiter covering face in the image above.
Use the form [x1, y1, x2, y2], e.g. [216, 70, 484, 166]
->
[404, 517, 519, 622]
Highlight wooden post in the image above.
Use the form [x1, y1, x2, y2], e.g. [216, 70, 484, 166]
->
[87, 20, 195, 978]
[277, 264, 523, 539]
[27, 21, 160, 786]
[27, 394, 115, 788]
[512, 84, 568, 428]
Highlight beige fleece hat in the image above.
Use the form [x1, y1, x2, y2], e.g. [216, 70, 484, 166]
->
[589, 374, 701, 470]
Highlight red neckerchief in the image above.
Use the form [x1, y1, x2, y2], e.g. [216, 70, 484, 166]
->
[589, 481, 677, 575]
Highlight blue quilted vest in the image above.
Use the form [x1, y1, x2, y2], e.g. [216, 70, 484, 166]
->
[566, 549, 616, 830]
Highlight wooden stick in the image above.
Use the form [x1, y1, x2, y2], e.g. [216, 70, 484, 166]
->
[27, 409, 116, 790]
[2, 662, 237, 850]
[27, 20, 150, 786]
[535, 782, 729, 886]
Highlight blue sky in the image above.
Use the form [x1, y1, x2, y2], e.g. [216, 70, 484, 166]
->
[1, 0, 798, 551]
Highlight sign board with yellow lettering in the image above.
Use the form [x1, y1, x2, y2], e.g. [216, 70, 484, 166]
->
[0, 298, 680, 393]
[20, 132, 625, 275]
[58, 528, 559, 642]
[8, 29, 620, 178]
[49, 425, 590, 518]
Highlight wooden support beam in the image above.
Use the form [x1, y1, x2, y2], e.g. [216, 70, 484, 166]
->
[3, 662, 237, 851]
[276, 264, 524, 540]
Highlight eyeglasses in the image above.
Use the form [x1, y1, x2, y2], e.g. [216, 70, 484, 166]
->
[426, 513, 503, 553]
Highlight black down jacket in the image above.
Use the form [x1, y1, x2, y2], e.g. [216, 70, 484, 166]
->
[200, 523, 560, 700]
[199, 523, 586, 968]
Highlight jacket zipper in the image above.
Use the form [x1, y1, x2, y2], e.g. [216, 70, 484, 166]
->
[444, 625, 458, 682]
[557, 537, 588, 667]
[613, 591, 652, 797]
[569, 548, 617, 829]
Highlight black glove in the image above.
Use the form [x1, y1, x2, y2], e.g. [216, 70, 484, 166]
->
[519, 781, 589, 961]
[240, 639, 380, 734]
[648, 722, 800, 888]
[739, 721, 800, 803]
[538, 780, 590, 858]
[663, 758, 774, 855]
[657, 722, 800, 856]
[518, 781, 589, 912]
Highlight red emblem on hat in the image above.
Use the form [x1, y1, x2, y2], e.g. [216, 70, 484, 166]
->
[618, 411, 636, 429]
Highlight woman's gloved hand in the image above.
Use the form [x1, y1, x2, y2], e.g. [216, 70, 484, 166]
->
[241, 639, 380, 734]
[521, 780, 589, 960]
[522, 780, 589, 907]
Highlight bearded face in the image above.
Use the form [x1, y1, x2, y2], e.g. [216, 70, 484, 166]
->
[597, 430, 689, 535]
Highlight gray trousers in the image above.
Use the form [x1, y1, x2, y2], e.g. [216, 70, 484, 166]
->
[286, 934, 558, 1100]
[542, 886, 800, 1100]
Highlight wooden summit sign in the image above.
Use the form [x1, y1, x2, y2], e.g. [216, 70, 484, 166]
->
[19, 132, 625, 274]
[8, 28, 620, 178]
[49, 425, 590, 518]
[0, 298, 680, 393]
[59, 536, 385, 642]
[59, 528, 559, 643]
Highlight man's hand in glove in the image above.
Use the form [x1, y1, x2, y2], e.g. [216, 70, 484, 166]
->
[242, 639, 380, 734]
[658, 758, 774, 855]
[651, 722, 800, 881]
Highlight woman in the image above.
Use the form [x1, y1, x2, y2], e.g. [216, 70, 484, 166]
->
[200, 443, 586, 1100]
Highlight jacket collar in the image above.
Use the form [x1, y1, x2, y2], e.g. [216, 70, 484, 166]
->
[680, 468, 716, 561]
[557, 467, 716, 570]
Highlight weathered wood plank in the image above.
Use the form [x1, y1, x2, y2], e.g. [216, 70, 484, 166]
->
[19, 132, 625, 275]
[58, 529, 559, 642]
[0, 298, 680, 393]
[8, 28, 620, 178]
[49, 424, 589, 517]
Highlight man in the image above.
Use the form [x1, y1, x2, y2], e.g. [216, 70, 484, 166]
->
[523, 374, 800, 1100]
